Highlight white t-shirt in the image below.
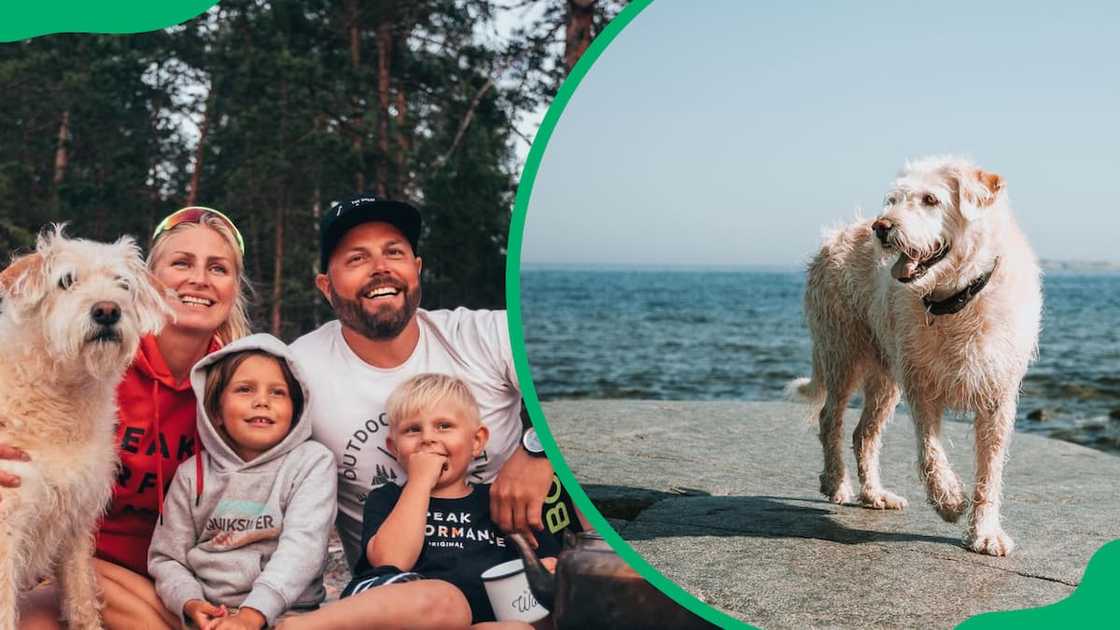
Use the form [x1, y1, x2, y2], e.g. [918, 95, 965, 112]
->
[291, 308, 522, 565]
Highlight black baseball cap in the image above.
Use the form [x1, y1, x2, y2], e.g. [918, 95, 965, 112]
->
[319, 194, 422, 271]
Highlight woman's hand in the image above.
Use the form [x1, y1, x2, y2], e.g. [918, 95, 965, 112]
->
[0, 444, 30, 492]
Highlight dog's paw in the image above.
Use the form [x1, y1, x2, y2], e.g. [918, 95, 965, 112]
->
[967, 528, 1015, 557]
[819, 473, 854, 504]
[927, 474, 967, 522]
[859, 488, 908, 510]
[932, 493, 967, 523]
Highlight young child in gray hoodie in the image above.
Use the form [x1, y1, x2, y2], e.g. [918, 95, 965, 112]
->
[149, 333, 338, 630]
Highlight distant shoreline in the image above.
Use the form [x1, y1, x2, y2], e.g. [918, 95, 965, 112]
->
[521, 262, 804, 273]
[521, 260, 1120, 274]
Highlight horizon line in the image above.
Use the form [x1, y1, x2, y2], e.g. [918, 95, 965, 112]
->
[520, 259, 1120, 272]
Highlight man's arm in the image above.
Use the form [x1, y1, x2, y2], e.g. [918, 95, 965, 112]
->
[490, 440, 554, 544]
[446, 310, 554, 541]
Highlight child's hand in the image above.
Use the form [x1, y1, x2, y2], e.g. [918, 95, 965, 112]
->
[211, 607, 266, 630]
[408, 449, 449, 489]
[183, 599, 227, 629]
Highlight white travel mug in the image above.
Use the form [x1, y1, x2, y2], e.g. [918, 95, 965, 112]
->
[480, 558, 549, 622]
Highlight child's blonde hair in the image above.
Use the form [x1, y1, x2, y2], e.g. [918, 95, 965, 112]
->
[386, 373, 481, 430]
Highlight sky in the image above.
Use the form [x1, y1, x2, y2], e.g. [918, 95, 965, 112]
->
[520, 1, 1120, 267]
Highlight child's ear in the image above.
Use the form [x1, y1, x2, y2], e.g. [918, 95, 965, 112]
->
[386, 435, 398, 458]
[472, 424, 490, 457]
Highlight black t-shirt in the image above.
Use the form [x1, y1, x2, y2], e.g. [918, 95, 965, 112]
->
[354, 483, 564, 623]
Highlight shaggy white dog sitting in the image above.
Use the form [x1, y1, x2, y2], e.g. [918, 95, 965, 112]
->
[791, 156, 1041, 556]
[0, 228, 170, 629]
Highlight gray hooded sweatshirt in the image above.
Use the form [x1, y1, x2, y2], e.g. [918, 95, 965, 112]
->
[148, 334, 338, 625]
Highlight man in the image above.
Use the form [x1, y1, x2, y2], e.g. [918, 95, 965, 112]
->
[292, 194, 556, 567]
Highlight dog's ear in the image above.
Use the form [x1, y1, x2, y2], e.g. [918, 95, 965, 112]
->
[957, 168, 1005, 221]
[144, 267, 174, 299]
[0, 253, 45, 298]
[118, 238, 175, 334]
[145, 267, 181, 321]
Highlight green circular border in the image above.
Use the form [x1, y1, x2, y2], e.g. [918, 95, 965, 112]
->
[504, 1, 747, 627]
[503, 2, 1120, 629]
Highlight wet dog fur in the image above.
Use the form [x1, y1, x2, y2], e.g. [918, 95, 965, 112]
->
[0, 228, 170, 629]
[790, 156, 1041, 556]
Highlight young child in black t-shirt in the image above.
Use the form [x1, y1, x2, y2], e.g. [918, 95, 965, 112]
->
[278, 373, 560, 630]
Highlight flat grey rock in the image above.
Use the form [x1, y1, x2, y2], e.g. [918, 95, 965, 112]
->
[542, 400, 1120, 629]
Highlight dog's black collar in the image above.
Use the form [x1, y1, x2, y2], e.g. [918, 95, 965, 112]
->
[923, 257, 1000, 316]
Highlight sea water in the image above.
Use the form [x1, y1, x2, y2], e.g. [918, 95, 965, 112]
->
[521, 267, 1120, 455]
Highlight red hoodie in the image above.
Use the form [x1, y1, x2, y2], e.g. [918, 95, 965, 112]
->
[95, 334, 221, 577]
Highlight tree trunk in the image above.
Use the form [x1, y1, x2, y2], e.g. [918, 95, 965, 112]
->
[347, 0, 366, 192]
[375, 20, 392, 198]
[271, 77, 290, 337]
[145, 59, 167, 211]
[564, 0, 597, 74]
[187, 89, 213, 207]
[50, 109, 71, 208]
[394, 75, 409, 196]
[92, 164, 106, 239]
[270, 201, 285, 336]
[52, 109, 70, 185]
[311, 183, 322, 327]
[348, 0, 360, 67]
[434, 78, 494, 172]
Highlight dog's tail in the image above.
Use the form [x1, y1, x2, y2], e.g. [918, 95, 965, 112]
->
[784, 376, 825, 426]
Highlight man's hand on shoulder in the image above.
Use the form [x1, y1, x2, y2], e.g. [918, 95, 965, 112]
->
[490, 446, 554, 546]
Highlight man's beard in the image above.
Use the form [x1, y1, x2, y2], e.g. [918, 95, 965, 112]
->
[330, 276, 421, 340]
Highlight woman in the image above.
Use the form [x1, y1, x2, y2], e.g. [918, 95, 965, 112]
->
[13, 207, 252, 629]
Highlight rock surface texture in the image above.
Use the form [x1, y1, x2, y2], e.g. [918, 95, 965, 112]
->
[541, 400, 1120, 629]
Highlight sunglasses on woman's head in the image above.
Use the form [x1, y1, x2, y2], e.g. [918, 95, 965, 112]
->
[152, 206, 245, 254]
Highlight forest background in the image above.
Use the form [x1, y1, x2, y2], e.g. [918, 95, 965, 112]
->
[0, 0, 624, 339]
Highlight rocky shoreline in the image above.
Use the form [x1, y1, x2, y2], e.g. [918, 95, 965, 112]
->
[542, 400, 1120, 628]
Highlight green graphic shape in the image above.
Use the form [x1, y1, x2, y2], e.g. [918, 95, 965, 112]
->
[504, 0, 745, 627]
[1, 1, 217, 42]
[503, 1, 1118, 629]
[958, 539, 1120, 629]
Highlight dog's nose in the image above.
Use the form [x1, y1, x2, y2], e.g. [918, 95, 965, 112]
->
[872, 219, 893, 244]
[91, 301, 121, 326]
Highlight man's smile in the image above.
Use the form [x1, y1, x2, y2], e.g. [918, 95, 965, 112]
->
[364, 286, 401, 300]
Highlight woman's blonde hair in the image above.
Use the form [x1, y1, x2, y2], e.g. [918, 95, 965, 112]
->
[147, 213, 253, 344]
[386, 373, 482, 430]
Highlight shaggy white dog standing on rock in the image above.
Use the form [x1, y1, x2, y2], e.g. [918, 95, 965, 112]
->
[0, 228, 170, 630]
[789, 156, 1041, 557]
